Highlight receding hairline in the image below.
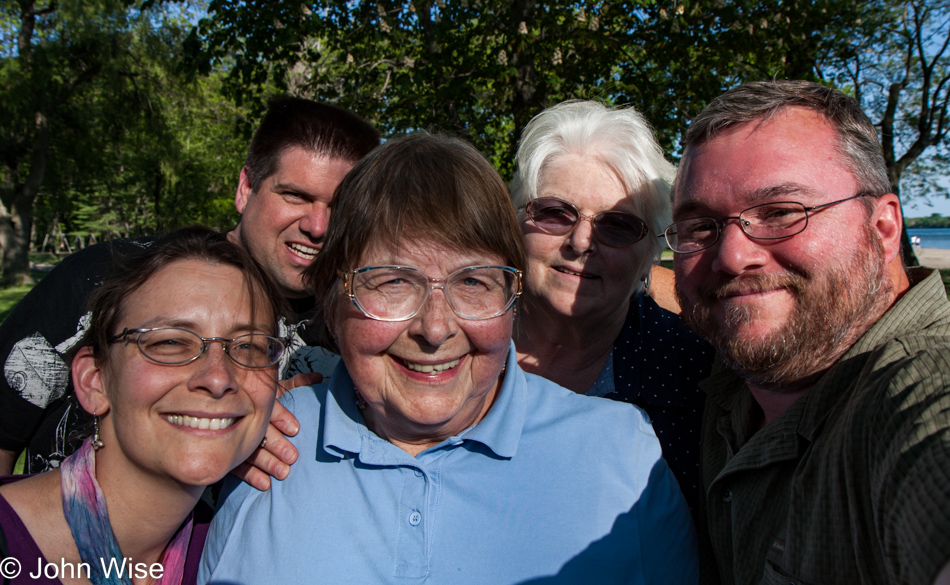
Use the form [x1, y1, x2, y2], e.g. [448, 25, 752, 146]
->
[675, 107, 860, 198]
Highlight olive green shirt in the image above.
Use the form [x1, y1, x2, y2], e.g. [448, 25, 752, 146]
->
[700, 268, 950, 585]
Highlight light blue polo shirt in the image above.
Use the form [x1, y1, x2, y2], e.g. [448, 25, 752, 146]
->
[199, 344, 697, 584]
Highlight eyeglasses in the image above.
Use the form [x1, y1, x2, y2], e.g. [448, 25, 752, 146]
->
[524, 197, 650, 248]
[341, 265, 523, 321]
[108, 327, 286, 369]
[661, 193, 872, 254]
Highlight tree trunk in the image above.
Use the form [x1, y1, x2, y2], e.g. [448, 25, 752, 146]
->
[0, 110, 49, 286]
[888, 170, 920, 268]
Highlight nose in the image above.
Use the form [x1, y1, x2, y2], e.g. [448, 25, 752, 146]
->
[567, 216, 596, 255]
[188, 342, 238, 398]
[710, 220, 769, 276]
[408, 288, 458, 347]
[299, 203, 330, 240]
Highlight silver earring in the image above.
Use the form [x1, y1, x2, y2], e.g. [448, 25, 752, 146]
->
[91, 411, 104, 451]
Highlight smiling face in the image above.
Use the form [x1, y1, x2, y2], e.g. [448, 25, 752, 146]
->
[331, 239, 513, 454]
[80, 259, 278, 488]
[673, 107, 895, 389]
[522, 155, 651, 324]
[232, 147, 355, 298]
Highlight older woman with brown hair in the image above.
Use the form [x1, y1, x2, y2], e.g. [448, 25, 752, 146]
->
[199, 133, 697, 584]
[510, 100, 715, 514]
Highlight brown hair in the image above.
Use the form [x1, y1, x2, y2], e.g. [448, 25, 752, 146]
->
[243, 97, 381, 191]
[79, 226, 290, 364]
[679, 80, 890, 208]
[304, 132, 526, 350]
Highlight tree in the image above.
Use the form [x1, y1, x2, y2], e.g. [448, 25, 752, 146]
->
[190, 0, 884, 179]
[0, 0, 127, 285]
[830, 0, 950, 265]
[1, 0, 247, 284]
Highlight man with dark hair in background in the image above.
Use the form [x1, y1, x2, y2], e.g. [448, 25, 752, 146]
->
[667, 80, 950, 585]
[0, 97, 380, 479]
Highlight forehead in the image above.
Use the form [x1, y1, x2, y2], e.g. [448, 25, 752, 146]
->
[266, 147, 355, 193]
[673, 108, 860, 217]
[538, 154, 635, 214]
[120, 259, 258, 328]
[358, 238, 505, 275]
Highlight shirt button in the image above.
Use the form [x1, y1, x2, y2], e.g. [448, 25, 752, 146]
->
[408, 511, 422, 526]
[413, 469, 423, 477]
[721, 488, 732, 502]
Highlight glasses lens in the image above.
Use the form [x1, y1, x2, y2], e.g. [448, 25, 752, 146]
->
[446, 267, 519, 319]
[527, 198, 579, 235]
[352, 267, 427, 320]
[592, 212, 648, 247]
[137, 328, 204, 364]
[667, 218, 719, 252]
[741, 202, 808, 238]
[228, 334, 284, 368]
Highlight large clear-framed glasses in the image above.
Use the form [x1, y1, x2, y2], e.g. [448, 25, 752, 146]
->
[341, 265, 523, 322]
[661, 193, 872, 254]
[108, 327, 286, 369]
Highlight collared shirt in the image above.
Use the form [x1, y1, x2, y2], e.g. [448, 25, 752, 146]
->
[700, 268, 950, 585]
[200, 344, 698, 585]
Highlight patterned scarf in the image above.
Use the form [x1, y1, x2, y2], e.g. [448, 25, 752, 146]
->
[60, 439, 194, 585]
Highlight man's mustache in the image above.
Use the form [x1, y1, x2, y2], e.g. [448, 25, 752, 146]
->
[697, 271, 809, 300]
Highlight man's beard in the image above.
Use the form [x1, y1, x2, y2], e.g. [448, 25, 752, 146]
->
[678, 228, 893, 391]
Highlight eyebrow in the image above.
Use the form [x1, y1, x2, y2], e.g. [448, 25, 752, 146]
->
[673, 183, 819, 218]
[132, 318, 268, 336]
[271, 182, 320, 199]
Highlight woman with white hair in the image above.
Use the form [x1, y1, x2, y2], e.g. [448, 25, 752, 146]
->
[511, 100, 714, 514]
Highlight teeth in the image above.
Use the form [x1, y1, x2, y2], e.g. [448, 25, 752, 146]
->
[555, 267, 593, 278]
[288, 243, 318, 260]
[165, 414, 236, 431]
[404, 358, 461, 374]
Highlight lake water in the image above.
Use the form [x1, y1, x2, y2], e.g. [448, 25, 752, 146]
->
[907, 228, 950, 250]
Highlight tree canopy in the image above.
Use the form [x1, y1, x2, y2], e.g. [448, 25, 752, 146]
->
[1, 0, 948, 282]
[189, 0, 887, 176]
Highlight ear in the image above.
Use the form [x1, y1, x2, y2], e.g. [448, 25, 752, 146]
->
[235, 167, 253, 214]
[72, 347, 111, 416]
[870, 193, 903, 265]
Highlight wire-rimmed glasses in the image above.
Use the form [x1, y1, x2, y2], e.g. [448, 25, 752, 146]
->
[661, 193, 872, 254]
[108, 327, 286, 369]
[525, 197, 650, 248]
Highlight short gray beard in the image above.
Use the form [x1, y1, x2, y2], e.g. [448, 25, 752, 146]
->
[679, 228, 892, 392]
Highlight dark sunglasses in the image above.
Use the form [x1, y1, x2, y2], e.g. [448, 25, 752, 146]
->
[524, 197, 649, 248]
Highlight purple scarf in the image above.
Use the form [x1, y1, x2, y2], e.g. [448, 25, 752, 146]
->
[60, 439, 193, 585]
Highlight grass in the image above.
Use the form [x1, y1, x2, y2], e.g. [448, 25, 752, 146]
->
[0, 265, 54, 323]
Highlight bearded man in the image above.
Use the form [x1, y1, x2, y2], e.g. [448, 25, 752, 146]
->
[667, 80, 950, 585]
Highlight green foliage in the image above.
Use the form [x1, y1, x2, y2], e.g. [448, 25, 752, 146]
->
[825, 0, 950, 203]
[906, 213, 950, 227]
[189, 0, 879, 178]
[1, 0, 248, 278]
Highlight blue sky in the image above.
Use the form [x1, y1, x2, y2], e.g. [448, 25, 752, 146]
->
[903, 195, 950, 218]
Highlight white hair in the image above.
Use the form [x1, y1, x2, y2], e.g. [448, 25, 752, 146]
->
[510, 100, 674, 284]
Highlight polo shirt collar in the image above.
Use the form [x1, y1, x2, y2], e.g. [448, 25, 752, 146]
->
[320, 342, 526, 461]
